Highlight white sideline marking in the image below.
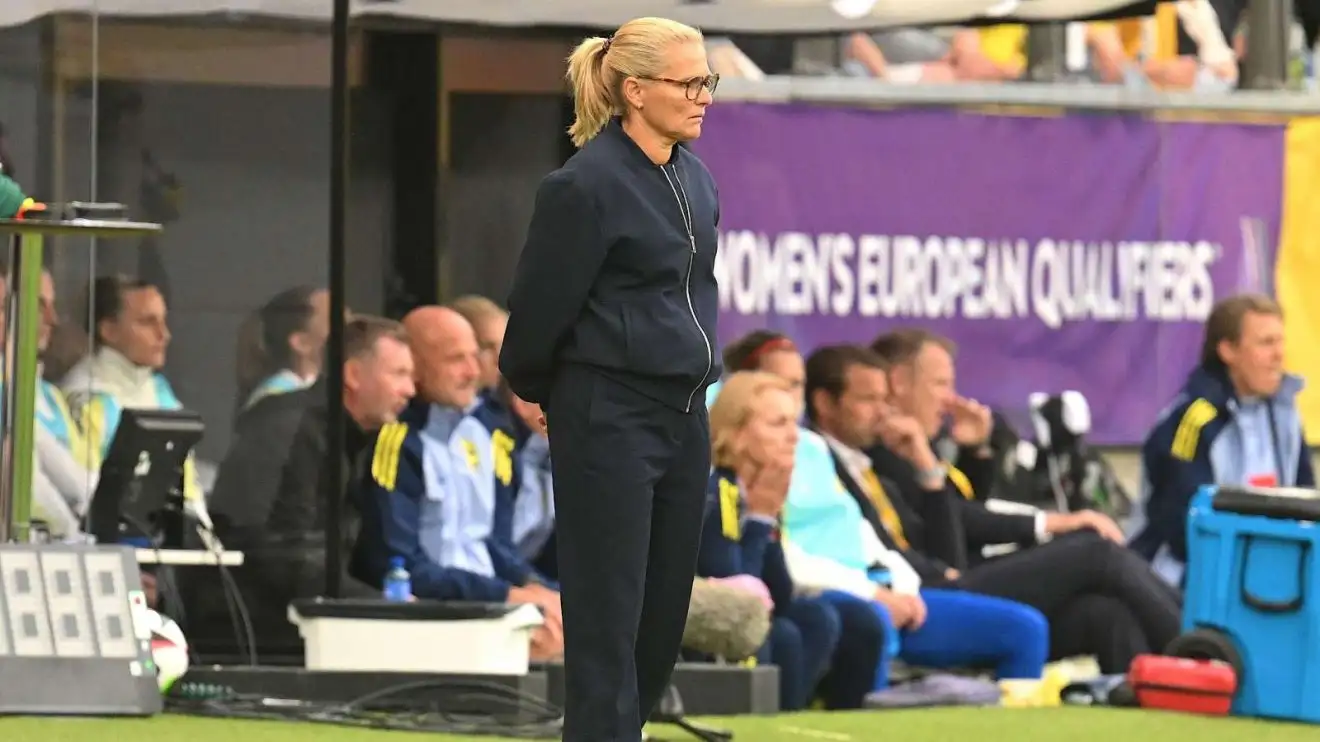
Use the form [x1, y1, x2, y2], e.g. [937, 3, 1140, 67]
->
[778, 726, 852, 740]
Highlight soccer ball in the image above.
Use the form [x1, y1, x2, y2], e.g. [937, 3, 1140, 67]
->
[145, 609, 189, 693]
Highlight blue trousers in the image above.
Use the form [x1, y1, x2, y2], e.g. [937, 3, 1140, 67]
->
[820, 588, 1048, 689]
[757, 597, 841, 710]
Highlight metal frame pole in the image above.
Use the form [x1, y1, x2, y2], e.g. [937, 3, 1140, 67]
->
[1026, 23, 1070, 83]
[0, 235, 21, 543]
[0, 218, 160, 543]
[3, 233, 46, 542]
[324, 0, 350, 598]
[1243, 0, 1295, 90]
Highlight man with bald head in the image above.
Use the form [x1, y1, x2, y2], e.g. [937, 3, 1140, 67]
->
[351, 307, 563, 657]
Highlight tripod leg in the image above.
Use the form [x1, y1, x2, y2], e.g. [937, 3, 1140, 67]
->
[648, 683, 734, 741]
[674, 717, 734, 741]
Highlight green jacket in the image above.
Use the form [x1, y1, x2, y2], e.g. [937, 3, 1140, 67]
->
[0, 173, 28, 218]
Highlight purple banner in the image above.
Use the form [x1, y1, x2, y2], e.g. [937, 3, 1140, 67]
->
[695, 103, 1285, 444]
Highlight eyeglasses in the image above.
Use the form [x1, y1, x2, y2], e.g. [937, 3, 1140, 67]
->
[641, 73, 720, 102]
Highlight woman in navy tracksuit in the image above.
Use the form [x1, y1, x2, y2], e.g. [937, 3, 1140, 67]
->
[499, 17, 724, 742]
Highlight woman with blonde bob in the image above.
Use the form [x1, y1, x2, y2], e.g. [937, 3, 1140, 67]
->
[704, 372, 887, 710]
[499, 16, 724, 742]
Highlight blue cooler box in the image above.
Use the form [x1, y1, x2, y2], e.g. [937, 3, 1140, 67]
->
[1182, 485, 1320, 723]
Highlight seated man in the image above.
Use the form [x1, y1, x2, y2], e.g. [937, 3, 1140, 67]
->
[1131, 294, 1309, 586]
[869, 328, 1125, 564]
[805, 343, 1183, 675]
[351, 306, 562, 659]
[188, 316, 416, 656]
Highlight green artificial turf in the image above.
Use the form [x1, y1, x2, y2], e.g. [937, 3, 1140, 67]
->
[2, 707, 1316, 742]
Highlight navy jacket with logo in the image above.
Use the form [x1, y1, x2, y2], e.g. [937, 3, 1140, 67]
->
[1130, 364, 1312, 574]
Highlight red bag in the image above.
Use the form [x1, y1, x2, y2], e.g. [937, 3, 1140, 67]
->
[1128, 654, 1237, 716]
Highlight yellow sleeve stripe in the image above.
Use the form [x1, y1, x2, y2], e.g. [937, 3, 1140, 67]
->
[183, 457, 202, 502]
[1171, 399, 1218, 462]
[948, 465, 974, 500]
[81, 396, 108, 466]
[718, 478, 741, 541]
[371, 422, 409, 491]
[492, 429, 515, 486]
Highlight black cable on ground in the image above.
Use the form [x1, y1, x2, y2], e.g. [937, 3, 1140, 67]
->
[166, 679, 565, 739]
[215, 559, 259, 666]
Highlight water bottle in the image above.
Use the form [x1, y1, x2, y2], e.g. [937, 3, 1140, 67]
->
[383, 557, 413, 602]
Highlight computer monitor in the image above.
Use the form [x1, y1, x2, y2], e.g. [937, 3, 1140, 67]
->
[87, 408, 204, 548]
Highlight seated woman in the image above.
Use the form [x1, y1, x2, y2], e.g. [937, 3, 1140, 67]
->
[234, 285, 329, 414]
[60, 275, 209, 526]
[704, 371, 855, 711]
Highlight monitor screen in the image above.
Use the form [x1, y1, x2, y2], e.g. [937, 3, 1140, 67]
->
[87, 409, 203, 547]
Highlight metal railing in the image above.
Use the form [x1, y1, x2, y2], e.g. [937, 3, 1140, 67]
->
[716, 74, 1320, 114]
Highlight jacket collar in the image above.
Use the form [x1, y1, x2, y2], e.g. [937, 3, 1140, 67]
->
[1182, 364, 1304, 412]
[817, 429, 870, 476]
[599, 117, 684, 168]
[62, 346, 155, 399]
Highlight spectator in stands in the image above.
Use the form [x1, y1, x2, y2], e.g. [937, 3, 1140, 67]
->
[844, 28, 1020, 83]
[60, 275, 208, 523]
[0, 263, 97, 539]
[1131, 294, 1309, 586]
[352, 306, 563, 659]
[234, 286, 328, 413]
[705, 37, 767, 80]
[704, 371, 845, 710]
[1142, 0, 1239, 91]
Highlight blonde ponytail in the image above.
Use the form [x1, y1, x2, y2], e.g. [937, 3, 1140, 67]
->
[564, 18, 705, 149]
[566, 37, 615, 148]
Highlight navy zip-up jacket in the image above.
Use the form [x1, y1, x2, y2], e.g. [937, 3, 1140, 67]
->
[698, 468, 795, 612]
[500, 118, 722, 413]
[1130, 364, 1312, 569]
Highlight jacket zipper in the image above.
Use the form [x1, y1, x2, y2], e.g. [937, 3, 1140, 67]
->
[661, 163, 713, 413]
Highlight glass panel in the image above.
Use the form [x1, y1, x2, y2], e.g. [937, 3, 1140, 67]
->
[0, 7, 391, 577]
